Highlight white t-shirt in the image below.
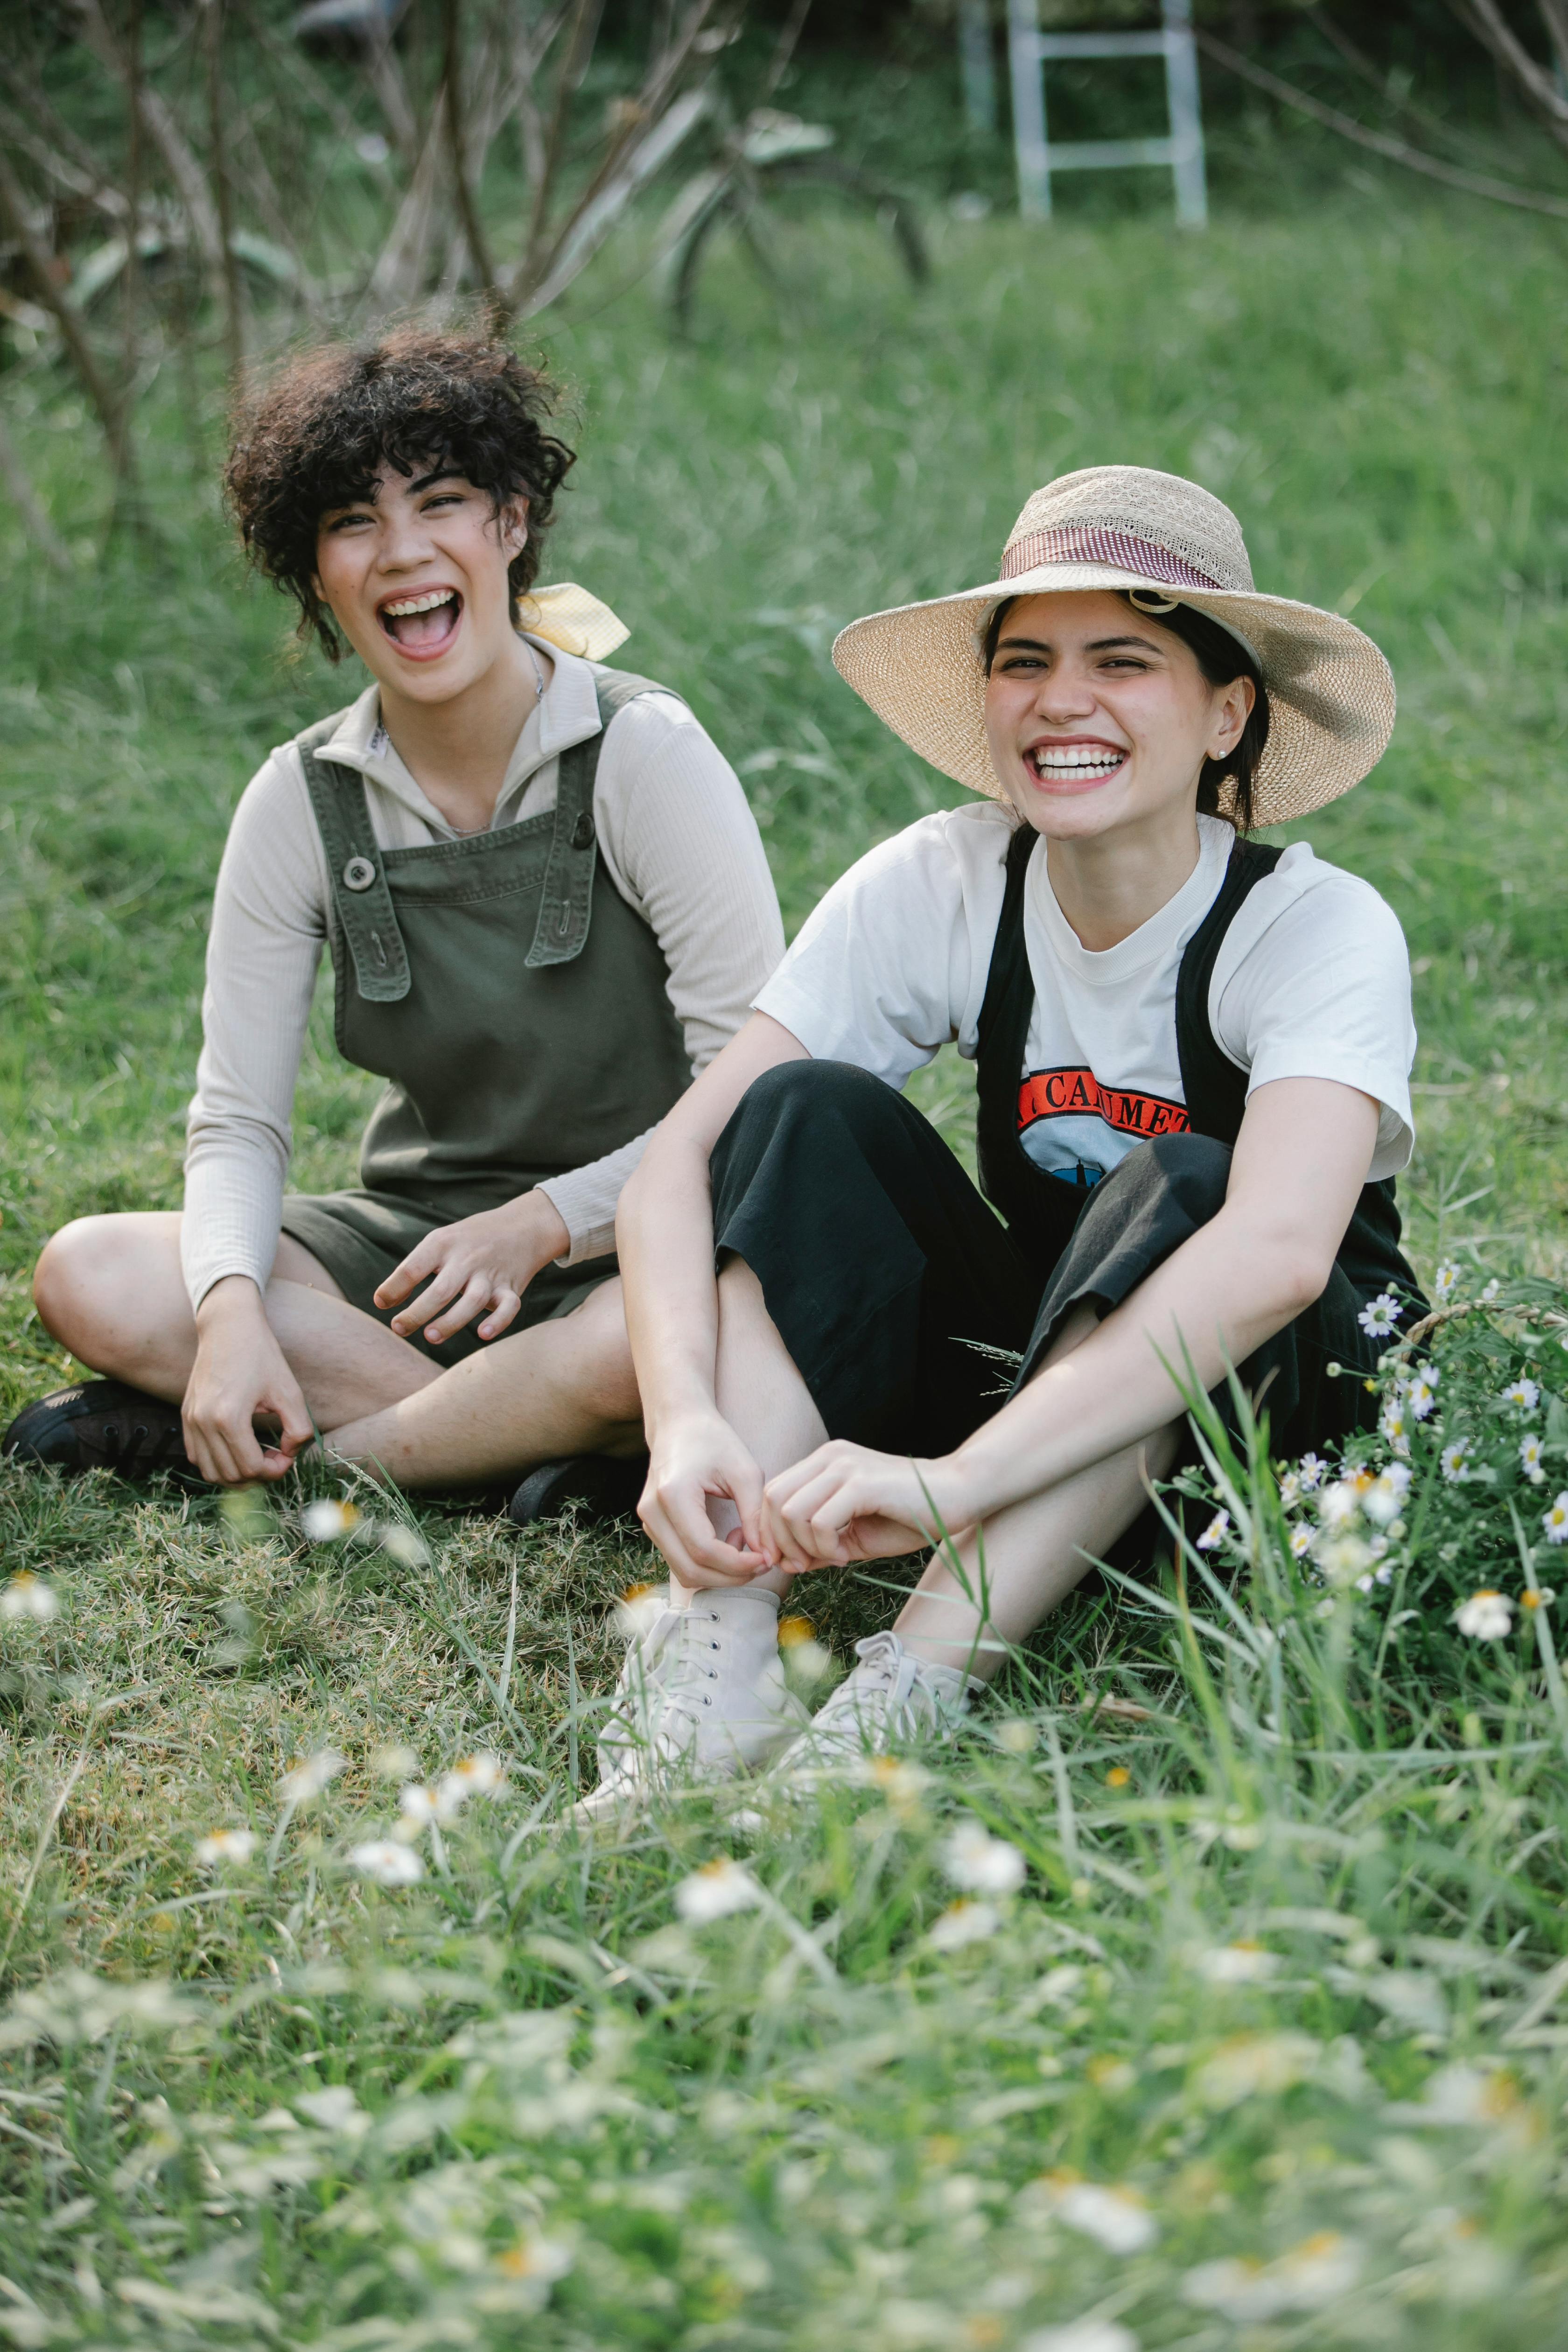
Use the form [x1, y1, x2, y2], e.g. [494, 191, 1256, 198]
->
[755, 805, 1415, 1184]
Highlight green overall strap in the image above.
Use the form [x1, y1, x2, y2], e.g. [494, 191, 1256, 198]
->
[296, 713, 413, 1005]
[524, 669, 669, 970]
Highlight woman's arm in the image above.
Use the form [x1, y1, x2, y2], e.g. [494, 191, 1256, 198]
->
[761, 1076, 1381, 1568]
[616, 1011, 809, 1585]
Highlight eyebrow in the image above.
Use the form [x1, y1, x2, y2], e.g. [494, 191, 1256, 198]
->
[320, 467, 462, 518]
[995, 632, 1165, 656]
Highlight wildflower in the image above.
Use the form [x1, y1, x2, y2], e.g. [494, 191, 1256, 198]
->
[1318, 1533, 1374, 1584]
[1021, 2328, 1139, 2352]
[615, 1581, 667, 1641]
[295, 2086, 370, 2133]
[1407, 1365, 1439, 1420]
[1521, 1587, 1555, 1610]
[371, 1744, 420, 1780]
[1379, 1397, 1410, 1455]
[0, 1572, 59, 1622]
[1503, 1377, 1540, 1414]
[1196, 1509, 1229, 1551]
[1456, 1590, 1513, 1639]
[349, 1839, 424, 1886]
[1106, 1765, 1131, 1788]
[1358, 1291, 1403, 1338]
[1289, 1525, 1313, 1560]
[1194, 2031, 1318, 2108]
[1277, 1468, 1302, 1510]
[928, 1899, 1001, 1950]
[675, 1857, 763, 1925]
[1410, 2061, 1521, 2127]
[1362, 1471, 1407, 1527]
[941, 1820, 1026, 1897]
[1520, 1434, 1546, 1484]
[399, 1781, 460, 1829]
[1440, 1439, 1472, 1483]
[1542, 1492, 1568, 1545]
[277, 1749, 345, 1805]
[194, 1827, 257, 1867]
[1042, 2177, 1159, 2255]
[994, 1719, 1037, 1755]
[1196, 1942, 1280, 1985]
[778, 1616, 833, 1687]
[300, 1498, 360, 1542]
[1433, 1260, 1461, 1302]
[1183, 2233, 1362, 2322]
[378, 1522, 430, 1569]
[1297, 1453, 1325, 1491]
[1481, 1278, 1501, 1303]
[1319, 1481, 1360, 1531]
[856, 1754, 931, 1812]
[436, 1753, 506, 1814]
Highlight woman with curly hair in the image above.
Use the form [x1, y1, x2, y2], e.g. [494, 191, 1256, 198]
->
[5, 329, 783, 1515]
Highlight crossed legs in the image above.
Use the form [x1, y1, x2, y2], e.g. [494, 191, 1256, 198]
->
[33, 1212, 644, 1489]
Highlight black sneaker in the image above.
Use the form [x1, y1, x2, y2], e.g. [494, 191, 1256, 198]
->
[1, 1379, 200, 1483]
[508, 1454, 648, 1531]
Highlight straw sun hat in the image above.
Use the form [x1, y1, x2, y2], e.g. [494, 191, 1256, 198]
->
[831, 465, 1394, 827]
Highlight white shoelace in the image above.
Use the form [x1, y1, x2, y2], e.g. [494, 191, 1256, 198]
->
[810, 1631, 938, 1746]
[601, 1608, 725, 1766]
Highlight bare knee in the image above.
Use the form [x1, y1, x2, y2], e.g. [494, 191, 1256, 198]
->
[563, 1286, 642, 1427]
[34, 1219, 115, 1346]
[34, 1213, 188, 1372]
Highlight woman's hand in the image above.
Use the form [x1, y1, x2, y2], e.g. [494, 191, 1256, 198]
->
[184, 1276, 315, 1485]
[638, 1410, 777, 1589]
[375, 1192, 570, 1347]
[762, 1442, 974, 1571]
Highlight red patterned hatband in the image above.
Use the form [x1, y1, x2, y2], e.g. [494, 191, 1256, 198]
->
[1000, 524, 1223, 591]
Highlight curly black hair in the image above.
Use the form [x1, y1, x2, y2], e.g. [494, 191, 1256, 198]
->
[224, 329, 577, 661]
[982, 592, 1270, 833]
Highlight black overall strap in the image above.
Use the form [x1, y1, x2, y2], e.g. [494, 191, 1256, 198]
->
[974, 821, 1038, 1203]
[298, 711, 413, 1005]
[524, 669, 667, 971]
[1173, 837, 1284, 1144]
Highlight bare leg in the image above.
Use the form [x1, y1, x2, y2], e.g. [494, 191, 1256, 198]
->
[34, 1212, 438, 1429]
[323, 1276, 647, 1489]
[894, 1305, 1182, 1679]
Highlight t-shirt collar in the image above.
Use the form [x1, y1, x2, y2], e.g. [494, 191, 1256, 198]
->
[1026, 813, 1234, 985]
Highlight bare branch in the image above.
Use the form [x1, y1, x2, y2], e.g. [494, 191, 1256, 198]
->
[441, 0, 503, 309]
[524, 0, 605, 264]
[1448, 0, 1568, 153]
[201, 0, 247, 385]
[364, 16, 420, 162]
[0, 140, 136, 483]
[364, 94, 449, 316]
[67, 0, 229, 288]
[0, 102, 128, 221]
[0, 404, 72, 573]
[1197, 28, 1568, 217]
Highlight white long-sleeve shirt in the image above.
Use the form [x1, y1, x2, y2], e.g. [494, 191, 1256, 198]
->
[182, 642, 784, 1311]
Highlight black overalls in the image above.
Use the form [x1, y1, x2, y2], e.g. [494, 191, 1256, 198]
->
[708, 825, 1423, 1468]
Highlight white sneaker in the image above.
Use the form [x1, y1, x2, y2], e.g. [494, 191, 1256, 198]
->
[574, 1587, 807, 1824]
[770, 1630, 983, 1778]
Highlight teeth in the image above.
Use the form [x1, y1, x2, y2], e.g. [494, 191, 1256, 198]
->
[382, 589, 455, 617]
[1032, 747, 1124, 773]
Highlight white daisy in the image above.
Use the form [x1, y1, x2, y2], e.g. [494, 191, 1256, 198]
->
[1481, 1278, 1501, 1303]
[1196, 1509, 1230, 1551]
[941, 1820, 1026, 1896]
[349, 1839, 424, 1886]
[1379, 1398, 1410, 1455]
[1520, 1434, 1546, 1485]
[1503, 1377, 1540, 1414]
[1543, 1492, 1568, 1546]
[277, 1749, 345, 1805]
[0, 1572, 59, 1622]
[1407, 1365, 1440, 1421]
[1289, 1525, 1313, 1560]
[1277, 1469, 1302, 1511]
[1440, 1439, 1472, 1484]
[1319, 1481, 1360, 1531]
[301, 1498, 360, 1542]
[928, 1898, 1001, 1950]
[1433, 1260, 1461, 1302]
[1298, 1454, 1326, 1491]
[1456, 1589, 1513, 1639]
[195, 1827, 257, 1867]
[1358, 1292, 1404, 1338]
[675, 1858, 763, 1924]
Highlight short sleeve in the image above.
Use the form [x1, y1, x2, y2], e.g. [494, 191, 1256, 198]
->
[1211, 857, 1416, 1180]
[754, 816, 975, 1087]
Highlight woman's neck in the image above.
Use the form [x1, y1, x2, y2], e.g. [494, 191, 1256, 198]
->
[377, 631, 551, 833]
[1044, 805, 1205, 952]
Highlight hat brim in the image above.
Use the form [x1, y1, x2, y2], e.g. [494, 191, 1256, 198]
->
[830, 563, 1395, 827]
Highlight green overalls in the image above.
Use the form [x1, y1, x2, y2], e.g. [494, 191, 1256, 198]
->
[278, 669, 692, 1366]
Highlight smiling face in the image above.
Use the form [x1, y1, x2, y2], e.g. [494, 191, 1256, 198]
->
[983, 590, 1254, 845]
[312, 462, 528, 707]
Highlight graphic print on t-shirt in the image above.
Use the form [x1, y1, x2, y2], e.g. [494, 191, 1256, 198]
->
[1017, 1065, 1189, 1184]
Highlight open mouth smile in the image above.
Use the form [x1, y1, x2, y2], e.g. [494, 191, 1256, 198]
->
[377, 585, 463, 658]
[1025, 737, 1129, 792]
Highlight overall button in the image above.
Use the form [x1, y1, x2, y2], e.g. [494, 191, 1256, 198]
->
[569, 810, 596, 851]
[342, 856, 377, 892]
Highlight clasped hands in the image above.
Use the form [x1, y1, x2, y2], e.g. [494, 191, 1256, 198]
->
[637, 1414, 977, 1591]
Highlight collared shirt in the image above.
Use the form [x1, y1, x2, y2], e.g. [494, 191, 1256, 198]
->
[182, 641, 784, 1310]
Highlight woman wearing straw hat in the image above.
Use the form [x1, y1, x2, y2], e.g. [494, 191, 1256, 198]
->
[584, 463, 1422, 1810]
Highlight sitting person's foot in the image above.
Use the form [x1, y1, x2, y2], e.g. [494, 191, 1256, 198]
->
[573, 1585, 807, 1825]
[769, 1630, 983, 1778]
[1, 1379, 198, 1483]
[508, 1453, 648, 1531]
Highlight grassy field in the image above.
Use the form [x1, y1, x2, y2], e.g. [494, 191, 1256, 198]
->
[2, 172, 1568, 2348]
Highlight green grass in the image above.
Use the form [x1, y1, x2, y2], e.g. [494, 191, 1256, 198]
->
[3, 168, 1568, 2347]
